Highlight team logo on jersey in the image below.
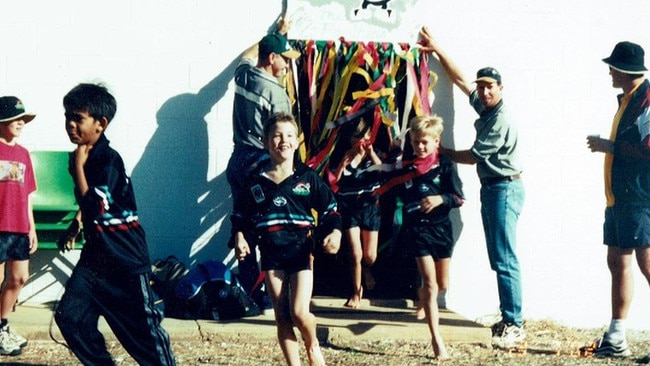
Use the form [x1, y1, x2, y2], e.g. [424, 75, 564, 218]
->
[251, 184, 265, 203]
[418, 184, 431, 193]
[273, 196, 288, 207]
[293, 182, 311, 196]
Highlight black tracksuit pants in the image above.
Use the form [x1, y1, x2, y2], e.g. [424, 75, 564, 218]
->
[55, 266, 176, 366]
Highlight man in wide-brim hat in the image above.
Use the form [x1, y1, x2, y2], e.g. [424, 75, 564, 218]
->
[585, 41, 650, 363]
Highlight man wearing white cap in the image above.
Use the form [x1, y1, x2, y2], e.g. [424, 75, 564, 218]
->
[586, 41, 650, 362]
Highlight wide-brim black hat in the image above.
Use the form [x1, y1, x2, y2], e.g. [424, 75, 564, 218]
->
[603, 41, 648, 74]
[0, 96, 35, 123]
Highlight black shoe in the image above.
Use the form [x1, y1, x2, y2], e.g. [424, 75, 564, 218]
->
[637, 354, 650, 364]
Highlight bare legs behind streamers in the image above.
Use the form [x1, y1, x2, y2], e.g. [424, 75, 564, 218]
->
[344, 227, 378, 309]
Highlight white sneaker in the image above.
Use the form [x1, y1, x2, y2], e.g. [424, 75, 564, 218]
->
[6, 327, 27, 348]
[0, 327, 21, 356]
[492, 323, 526, 349]
[581, 333, 632, 358]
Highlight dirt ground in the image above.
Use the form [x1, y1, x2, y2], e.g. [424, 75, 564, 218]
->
[3, 320, 650, 365]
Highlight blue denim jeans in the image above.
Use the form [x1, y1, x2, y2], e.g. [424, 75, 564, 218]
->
[480, 179, 525, 327]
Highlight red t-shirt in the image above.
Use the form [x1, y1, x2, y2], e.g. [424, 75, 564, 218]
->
[0, 142, 37, 234]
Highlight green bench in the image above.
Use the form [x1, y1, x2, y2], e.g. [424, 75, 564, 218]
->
[31, 151, 84, 250]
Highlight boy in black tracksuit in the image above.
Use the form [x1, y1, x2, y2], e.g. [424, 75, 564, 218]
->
[54, 83, 176, 366]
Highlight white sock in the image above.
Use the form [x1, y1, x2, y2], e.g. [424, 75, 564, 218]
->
[606, 319, 626, 342]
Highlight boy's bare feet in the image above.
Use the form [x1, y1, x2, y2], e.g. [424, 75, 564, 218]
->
[307, 345, 326, 366]
[344, 288, 363, 309]
[432, 339, 449, 360]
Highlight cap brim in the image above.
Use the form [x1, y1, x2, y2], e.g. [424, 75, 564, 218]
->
[0, 112, 36, 123]
[281, 49, 301, 59]
[23, 113, 36, 123]
[474, 77, 499, 84]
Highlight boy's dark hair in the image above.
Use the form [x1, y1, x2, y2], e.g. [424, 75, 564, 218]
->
[63, 83, 117, 122]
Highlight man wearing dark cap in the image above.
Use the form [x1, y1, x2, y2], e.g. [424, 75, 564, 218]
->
[419, 26, 526, 349]
[226, 17, 300, 309]
[585, 41, 650, 362]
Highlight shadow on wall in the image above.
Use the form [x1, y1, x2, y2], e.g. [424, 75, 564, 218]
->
[21, 62, 241, 304]
[132, 3, 289, 268]
[131, 58, 239, 267]
[428, 58, 464, 245]
[21, 251, 80, 305]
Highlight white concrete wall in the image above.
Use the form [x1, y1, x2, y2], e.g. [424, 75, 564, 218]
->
[5, 0, 650, 330]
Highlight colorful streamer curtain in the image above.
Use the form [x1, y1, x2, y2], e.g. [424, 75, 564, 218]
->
[288, 38, 438, 176]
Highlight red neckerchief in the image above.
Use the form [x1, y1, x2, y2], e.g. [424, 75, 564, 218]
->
[374, 151, 439, 197]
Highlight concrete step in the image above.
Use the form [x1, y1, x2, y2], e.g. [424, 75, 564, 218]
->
[11, 296, 491, 347]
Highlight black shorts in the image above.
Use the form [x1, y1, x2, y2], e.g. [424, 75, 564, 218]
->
[259, 231, 313, 275]
[400, 219, 454, 260]
[604, 205, 650, 248]
[339, 199, 381, 231]
[0, 232, 30, 262]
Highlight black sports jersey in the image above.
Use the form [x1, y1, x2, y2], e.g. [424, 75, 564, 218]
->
[335, 153, 382, 205]
[69, 134, 150, 274]
[384, 154, 464, 224]
[231, 161, 342, 248]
